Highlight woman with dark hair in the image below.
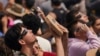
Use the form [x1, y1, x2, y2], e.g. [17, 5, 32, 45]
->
[90, 15, 100, 37]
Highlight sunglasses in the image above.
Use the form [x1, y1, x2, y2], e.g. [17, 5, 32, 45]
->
[19, 29, 28, 39]
[75, 15, 82, 19]
[75, 27, 81, 32]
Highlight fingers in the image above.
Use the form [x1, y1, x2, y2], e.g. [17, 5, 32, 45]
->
[57, 23, 69, 33]
[48, 12, 56, 19]
[79, 24, 90, 33]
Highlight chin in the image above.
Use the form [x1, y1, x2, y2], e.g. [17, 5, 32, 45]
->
[86, 20, 89, 23]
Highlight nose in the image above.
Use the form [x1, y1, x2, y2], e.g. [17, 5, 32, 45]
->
[83, 15, 88, 19]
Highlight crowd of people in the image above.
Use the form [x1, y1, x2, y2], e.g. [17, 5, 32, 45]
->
[0, 0, 100, 56]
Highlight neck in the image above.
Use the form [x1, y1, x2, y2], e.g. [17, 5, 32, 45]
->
[25, 8, 32, 14]
[21, 45, 33, 56]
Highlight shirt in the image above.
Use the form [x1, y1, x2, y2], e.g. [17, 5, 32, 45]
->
[36, 36, 52, 52]
[43, 52, 56, 56]
[68, 31, 100, 56]
[19, 52, 56, 56]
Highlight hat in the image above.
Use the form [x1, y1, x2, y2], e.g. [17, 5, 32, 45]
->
[86, 48, 99, 56]
[46, 13, 63, 36]
[6, 3, 26, 17]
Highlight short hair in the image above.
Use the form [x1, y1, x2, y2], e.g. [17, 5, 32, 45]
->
[24, 0, 35, 9]
[67, 20, 78, 38]
[51, 0, 62, 6]
[4, 23, 24, 51]
[66, 7, 80, 25]
[22, 14, 41, 34]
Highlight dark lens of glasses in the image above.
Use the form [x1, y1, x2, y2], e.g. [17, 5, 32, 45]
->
[75, 28, 81, 32]
[19, 29, 27, 39]
[76, 15, 81, 19]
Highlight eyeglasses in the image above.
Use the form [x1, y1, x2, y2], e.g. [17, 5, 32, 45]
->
[75, 27, 81, 32]
[19, 29, 28, 39]
[75, 14, 82, 19]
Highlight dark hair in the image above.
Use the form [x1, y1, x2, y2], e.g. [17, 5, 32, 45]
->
[90, 15, 100, 26]
[0, 38, 14, 56]
[63, 0, 81, 9]
[15, 0, 23, 5]
[67, 20, 79, 38]
[66, 7, 80, 25]
[51, 0, 62, 6]
[24, 0, 35, 9]
[96, 49, 100, 56]
[22, 14, 41, 34]
[4, 23, 24, 51]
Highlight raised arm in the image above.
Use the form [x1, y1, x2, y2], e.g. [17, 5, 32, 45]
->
[51, 23, 68, 56]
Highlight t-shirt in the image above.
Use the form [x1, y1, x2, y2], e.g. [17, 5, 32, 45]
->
[19, 52, 56, 56]
[36, 36, 52, 52]
[43, 52, 56, 56]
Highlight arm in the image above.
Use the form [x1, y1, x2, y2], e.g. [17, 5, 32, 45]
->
[81, 24, 100, 48]
[57, 23, 68, 56]
[86, 31, 100, 48]
[1, 16, 8, 34]
[55, 37, 64, 56]
[69, 25, 100, 55]
[52, 23, 68, 56]
[69, 33, 100, 56]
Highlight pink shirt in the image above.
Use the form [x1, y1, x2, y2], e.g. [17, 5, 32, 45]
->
[68, 31, 100, 56]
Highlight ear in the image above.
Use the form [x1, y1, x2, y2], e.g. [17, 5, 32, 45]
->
[18, 39, 26, 45]
[74, 31, 80, 37]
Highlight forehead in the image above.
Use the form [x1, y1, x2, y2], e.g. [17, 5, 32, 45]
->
[75, 12, 83, 16]
[95, 19, 100, 24]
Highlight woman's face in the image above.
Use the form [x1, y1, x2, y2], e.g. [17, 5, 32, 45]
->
[93, 19, 100, 33]
[75, 12, 89, 23]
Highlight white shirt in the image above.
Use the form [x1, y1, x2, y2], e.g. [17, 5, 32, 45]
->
[36, 36, 52, 52]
